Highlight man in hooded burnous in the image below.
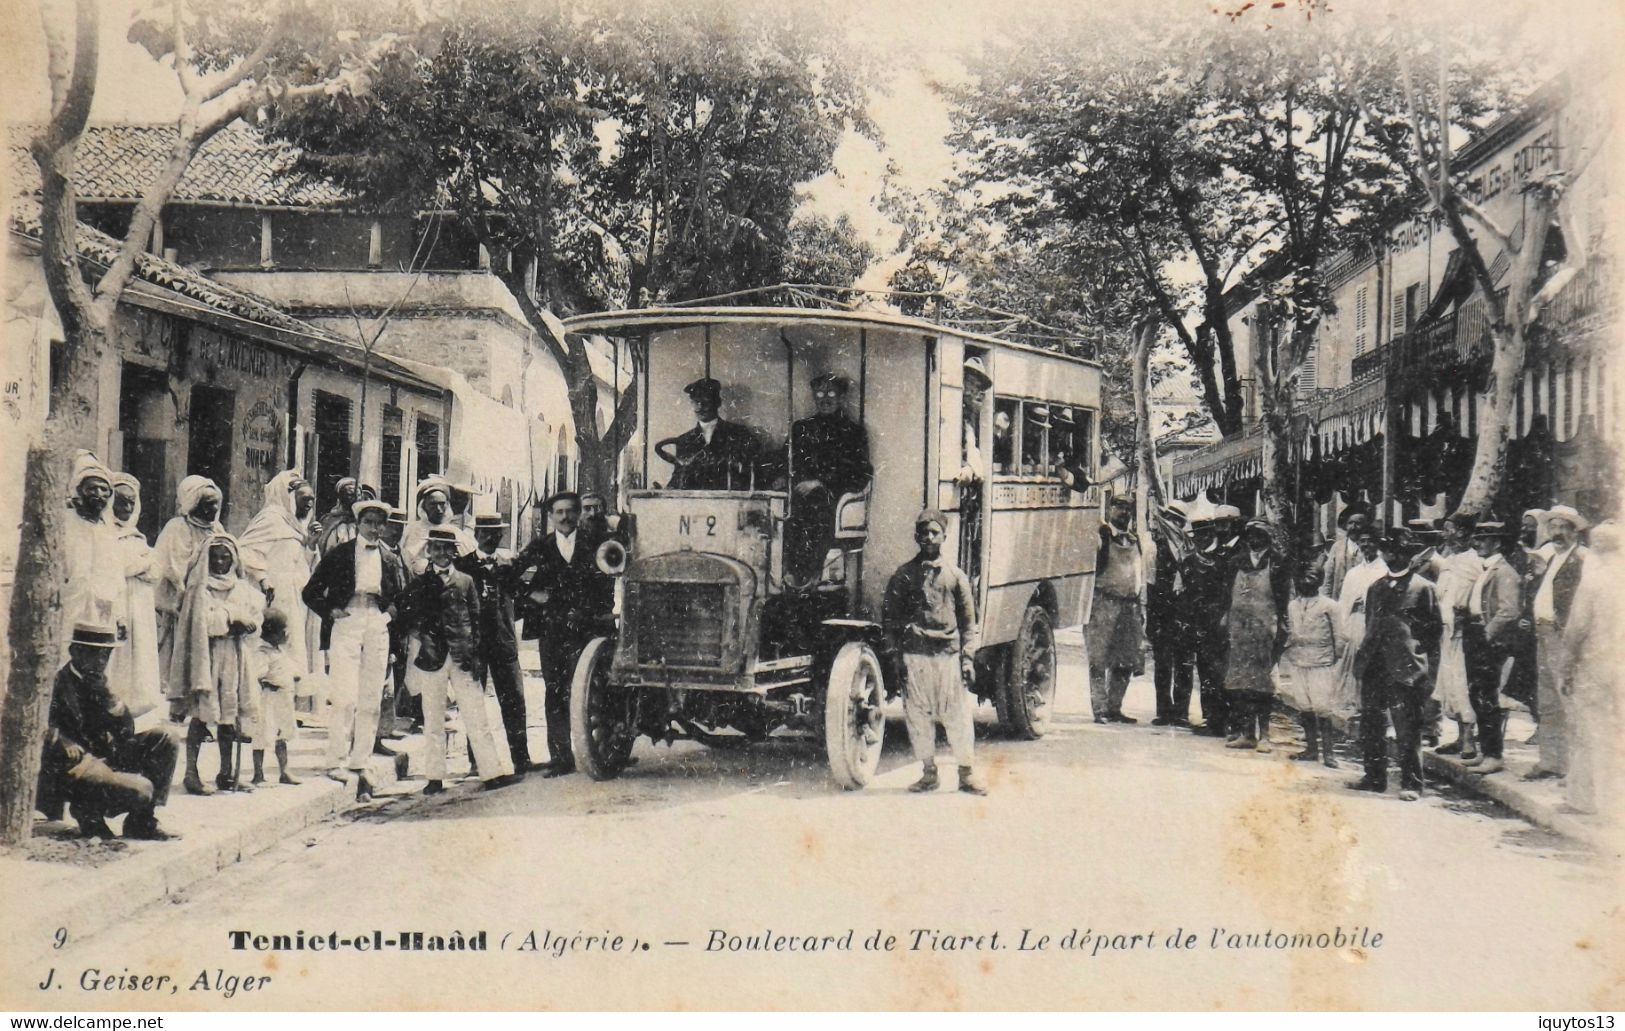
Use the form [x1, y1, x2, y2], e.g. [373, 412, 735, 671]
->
[153, 475, 225, 694]
[62, 452, 122, 656]
[239, 471, 323, 768]
[402, 478, 477, 576]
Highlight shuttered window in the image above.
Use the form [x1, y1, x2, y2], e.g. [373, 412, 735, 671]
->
[1354, 286, 1369, 354]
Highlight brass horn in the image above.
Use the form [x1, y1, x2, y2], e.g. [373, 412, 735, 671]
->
[596, 537, 628, 576]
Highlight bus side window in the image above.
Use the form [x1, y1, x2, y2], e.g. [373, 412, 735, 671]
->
[1050, 407, 1076, 478]
[1077, 409, 1095, 480]
[992, 397, 1019, 476]
[1021, 402, 1049, 476]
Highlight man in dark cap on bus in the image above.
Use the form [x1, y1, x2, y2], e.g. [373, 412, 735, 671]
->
[781, 373, 872, 584]
[660, 378, 762, 491]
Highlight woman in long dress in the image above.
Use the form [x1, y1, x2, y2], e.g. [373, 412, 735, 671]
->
[167, 532, 264, 794]
[106, 473, 162, 717]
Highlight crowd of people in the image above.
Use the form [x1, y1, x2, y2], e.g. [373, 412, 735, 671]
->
[40, 450, 620, 842]
[1094, 492, 1619, 812]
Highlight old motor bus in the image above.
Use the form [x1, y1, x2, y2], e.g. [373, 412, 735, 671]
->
[560, 302, 1105, 788]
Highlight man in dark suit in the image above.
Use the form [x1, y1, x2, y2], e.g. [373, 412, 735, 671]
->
[302, 499, 405, 799]
[401, 528, 515, 792]
[658, 378, 762, 490]
[39, 622, 180, 840]
[780, 373, 872, 585]
[1351, 530, 1443, 801]
[516, 492, 614, 776]
[457, 513, 535, 772]
[1524, 504, 1588, 780]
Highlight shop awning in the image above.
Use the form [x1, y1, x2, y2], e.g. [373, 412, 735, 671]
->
[386, 355, 536, 498]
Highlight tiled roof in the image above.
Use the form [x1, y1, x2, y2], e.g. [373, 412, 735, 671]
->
[9, 198, 438, 392]
[6, 122, 350, 207]
[9, 198, 328, 334]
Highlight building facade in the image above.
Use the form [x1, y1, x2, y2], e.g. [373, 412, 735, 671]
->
[1171, 78, 1618, 531]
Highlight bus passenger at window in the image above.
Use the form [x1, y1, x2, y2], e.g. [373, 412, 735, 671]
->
[782, 373, 871, 586]
[658, 378, 762, 491]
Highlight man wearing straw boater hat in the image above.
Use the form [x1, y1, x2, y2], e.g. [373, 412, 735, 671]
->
[303, 497, 406, 801]
[39, 622, 180, 840]
[401, 527, 516, 793]
[459, 512, 535, 772]
[1461, 520, 1523, 775]
[1523, 503, 1589, 781]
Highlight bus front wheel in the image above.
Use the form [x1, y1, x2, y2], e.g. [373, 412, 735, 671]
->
[999, 604, 1057, 739]
[823, 641, 886, 790]
[569, 637, 637, 780]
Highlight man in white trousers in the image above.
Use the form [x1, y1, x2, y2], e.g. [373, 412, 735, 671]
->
[402, 528, 516, 794]
[303, 499, 404, 801]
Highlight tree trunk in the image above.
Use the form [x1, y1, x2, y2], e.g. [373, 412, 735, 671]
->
[1131, 320, 1163, 533]
[0, 446, 69, 845]
[1452, 193, 1554, 518]
[1254, 324, 1299, 568]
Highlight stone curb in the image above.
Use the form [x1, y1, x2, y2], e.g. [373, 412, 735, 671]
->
[1421, 750, 1609, 851]
[27, 750, 413, 953]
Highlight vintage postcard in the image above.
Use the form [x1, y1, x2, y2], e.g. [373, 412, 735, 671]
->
[0, 0, 1621, 1012]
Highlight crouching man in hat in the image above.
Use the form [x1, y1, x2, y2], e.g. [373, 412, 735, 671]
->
[883, 510, 987, 795]
[39, 622, 180, 840]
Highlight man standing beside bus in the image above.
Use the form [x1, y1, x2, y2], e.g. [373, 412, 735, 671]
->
[1088, 494, 1145, 724]
[883, 510, 987, 796]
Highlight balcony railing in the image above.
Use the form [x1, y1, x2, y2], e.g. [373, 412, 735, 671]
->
[1351, 344, 1387, 380]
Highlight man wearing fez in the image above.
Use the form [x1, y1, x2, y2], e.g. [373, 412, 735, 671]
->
[1087, 494, 1145, 724]
[883, 510, 987, 795]
[659, 377, 762, 491]
[782, 373, 872, 585]
[1351, 530, 1443, 802]
[39, 622, 179, 840]
[458, 513, 535, 772]
[516, 492, 614, 776]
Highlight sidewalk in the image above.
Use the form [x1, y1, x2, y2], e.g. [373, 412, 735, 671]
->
[1420, 709, 1613, 851]
[3, 670, 546, 957]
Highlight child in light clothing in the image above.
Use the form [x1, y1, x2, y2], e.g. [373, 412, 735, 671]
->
[252, 612, 301, 786]
[1279, 566, 1345, 768]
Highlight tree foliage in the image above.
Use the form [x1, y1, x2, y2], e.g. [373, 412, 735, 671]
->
[262, 0, 878, 489]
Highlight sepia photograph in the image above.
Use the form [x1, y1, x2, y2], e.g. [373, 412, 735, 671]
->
[0, 0, 1621, 1014]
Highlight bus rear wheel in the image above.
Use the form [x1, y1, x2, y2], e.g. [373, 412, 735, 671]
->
[999, 604, 1057, 739]
[569, 637, 637, 780]
[823, 641, 886, 790]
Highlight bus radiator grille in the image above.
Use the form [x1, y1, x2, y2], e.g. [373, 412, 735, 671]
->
[634, 582, 727, 666]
